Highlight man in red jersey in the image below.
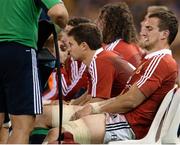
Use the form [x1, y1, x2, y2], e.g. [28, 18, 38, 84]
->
[53, 10, 178, 144]
[96, 2, 145, 68]
[66, 23, 134, 102]
[34, 23, 134, 142]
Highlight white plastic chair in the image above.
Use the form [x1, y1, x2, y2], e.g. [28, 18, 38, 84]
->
[161, 88, 180, 144]
[109, 86, 177, 144]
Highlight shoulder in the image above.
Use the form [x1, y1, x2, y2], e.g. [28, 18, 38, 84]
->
[144, 54, 178, 73]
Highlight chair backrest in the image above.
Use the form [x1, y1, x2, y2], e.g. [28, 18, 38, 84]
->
[161, 88, 180, 144]
[142, 86, 177, 143]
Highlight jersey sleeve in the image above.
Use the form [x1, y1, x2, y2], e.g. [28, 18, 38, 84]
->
[90, 59, 115, 99]
[41, 0, 63, 10]
[136, 55, 172, 97]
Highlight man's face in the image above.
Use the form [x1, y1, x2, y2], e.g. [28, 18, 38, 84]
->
[139, 17, 163, 50]
[67, 36, 83, 61]
[59, 32, 69, 51]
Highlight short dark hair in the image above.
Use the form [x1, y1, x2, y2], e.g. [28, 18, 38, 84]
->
[147, 5, 170, 14]
[68, 17, 92, 27]
[68, 23, 102, 50]
[98, 2, 138, 44]
[149, 11, 178, 45]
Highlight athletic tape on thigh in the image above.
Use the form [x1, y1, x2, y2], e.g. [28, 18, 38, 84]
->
[52, 105, 75, 127]
[62, 119, 91, 144]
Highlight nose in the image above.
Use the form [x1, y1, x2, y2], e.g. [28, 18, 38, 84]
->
[139, 25, 147, 37]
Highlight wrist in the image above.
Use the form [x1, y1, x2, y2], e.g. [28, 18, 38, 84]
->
[90, 102, 101, 114]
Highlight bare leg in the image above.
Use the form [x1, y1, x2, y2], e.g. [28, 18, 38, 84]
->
[0, 113, 6, 144]
[0, 127, 9, 143]
[35, 104, 83, 128]
[35, 105, 52, 128]
[7, 115, 35, 144]
[46, 114, 106, 144]
[81, 114, 106, 144]
[0, 113, 4, 126]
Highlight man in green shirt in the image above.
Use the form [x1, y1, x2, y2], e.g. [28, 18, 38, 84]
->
[0, 0, 68, 143]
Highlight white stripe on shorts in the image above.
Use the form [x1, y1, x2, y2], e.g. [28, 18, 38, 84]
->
[104, 113, 135, 143]
[31, 49, 42, 114]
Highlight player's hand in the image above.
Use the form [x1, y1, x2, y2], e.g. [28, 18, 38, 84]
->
[70, 104, 92, 121]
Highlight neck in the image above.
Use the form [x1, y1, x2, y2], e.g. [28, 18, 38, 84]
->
[82, 50, 97, 66]
[148, 42, 170, 54]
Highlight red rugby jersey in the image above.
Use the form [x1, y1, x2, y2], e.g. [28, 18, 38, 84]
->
[88, 48, 134, 99]
[123, 49, 178, 139]
[104, 39, 145, 68]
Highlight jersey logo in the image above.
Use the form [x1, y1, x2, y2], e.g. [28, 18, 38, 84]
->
[135, 62, 146, 74]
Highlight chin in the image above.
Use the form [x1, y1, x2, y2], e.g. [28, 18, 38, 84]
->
[139, 42, 146, 48]
[72, 57, 78, 61]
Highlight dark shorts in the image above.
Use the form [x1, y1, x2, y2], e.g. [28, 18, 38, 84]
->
[0, 42, 42, 115]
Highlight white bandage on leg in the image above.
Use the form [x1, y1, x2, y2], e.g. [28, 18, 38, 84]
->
[52, 105, 82, 127]
[63, 119, 91, 144]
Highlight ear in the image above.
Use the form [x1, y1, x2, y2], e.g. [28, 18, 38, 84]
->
[161, 30, 170, 40]
[80, 42, 88, 51]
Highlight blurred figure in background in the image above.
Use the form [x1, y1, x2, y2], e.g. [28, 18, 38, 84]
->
[96, 2, 145, 68]
[42, 17, 92, 102]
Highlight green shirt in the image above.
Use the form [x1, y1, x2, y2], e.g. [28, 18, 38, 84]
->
[0, 0, 62, 49]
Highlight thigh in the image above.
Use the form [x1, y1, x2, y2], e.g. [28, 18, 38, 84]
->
[81, 113, 106, 144]
[0, 126, 9, 144]
[52, 104, 83, 127]
[0, 113, 5, 127]
[35, 105, 53, 128]
[10, 114, 35, 130]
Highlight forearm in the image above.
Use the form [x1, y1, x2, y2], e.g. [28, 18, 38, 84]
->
[96, 96, 134, 113]
[90, 85, 146, 114]
[72, 84, 146, 120]
[69, 91, 89, 105]
[89, 97, 105, 103]
[89, 97, 130, 114]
